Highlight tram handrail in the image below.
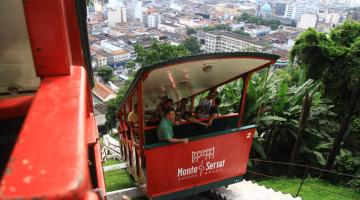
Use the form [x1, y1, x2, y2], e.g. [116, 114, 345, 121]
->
[144, 113, 240, 131]
[144, 124, 256, 149]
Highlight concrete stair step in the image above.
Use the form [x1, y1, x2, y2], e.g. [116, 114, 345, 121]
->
[215, 180, 302, 200]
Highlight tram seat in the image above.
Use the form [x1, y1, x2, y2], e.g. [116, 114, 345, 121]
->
[144, 114, 239, 145]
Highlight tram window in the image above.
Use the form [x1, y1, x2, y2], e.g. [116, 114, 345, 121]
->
[216, 79, 244, 115]
[144, 114, 240, 145]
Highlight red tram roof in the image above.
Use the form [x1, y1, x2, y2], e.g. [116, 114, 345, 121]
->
[119, 52, 279, 111]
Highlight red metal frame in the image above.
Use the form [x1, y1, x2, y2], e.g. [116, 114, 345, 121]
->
[0, 96, 34, 120]
[144, 127, 256, 198]
[23, 0, 71, 76]
[137, 81, 145, 154]
[1, 0, 105, 199]
[116, 55, 277, 115]
[1, 67, 104, 199]
[237, 73, 252, 127]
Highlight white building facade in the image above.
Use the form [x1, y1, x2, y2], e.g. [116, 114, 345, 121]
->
[108, 7, 127, 27]
[203, 31, 263, 53]
[297, 14, 318, 29]
[143, 13, 161, 28]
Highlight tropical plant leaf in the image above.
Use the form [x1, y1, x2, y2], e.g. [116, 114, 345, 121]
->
[252, 140, 267, 159]
[258, 115, 287, 122]
[312, 151, 326, 166]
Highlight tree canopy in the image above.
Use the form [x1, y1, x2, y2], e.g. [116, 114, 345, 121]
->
[236, 12, 281, 30]
[96, 66, 113, 82]
[203, 24, 232, 32]
[187, 28, 197, 35]
[134, 40, 190, 66]
[290, 20, 360, 171]
[105, 41, 190, 130]
[290, 21, 360, 112]
[232, 29, 250, 37]
[182, 37, 201, 55]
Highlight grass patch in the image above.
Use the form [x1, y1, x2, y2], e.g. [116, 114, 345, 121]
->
[105, 169, 134, 192]
[103, 159, 122, 166]
[256, 177, 360, 200]
[110, 133, 119, 141]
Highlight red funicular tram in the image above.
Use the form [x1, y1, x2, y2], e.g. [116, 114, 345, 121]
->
[117, 53, 279, 199]
[1, 0, 105, 199]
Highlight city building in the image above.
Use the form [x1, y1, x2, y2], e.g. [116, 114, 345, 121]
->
[201, 31, 263, 53]
[108, 7, 128, 27]
[94, 0, 104, 12]
[92, 82, 116, 102]
[134, 1, 144, 21]
[215, 3, 241, 17]
[259, 3, 272, 20]
[143, 13, 162, 28]
[126, 3, 135, 20]
[158, 23, 187, 34]
[284, 4, 296, 20]
[294, 0, 308, 21]
[94, 53, 107, 67]
[297, 14, 317, 29]
[170, 0, 183, 11]
[248, 26, 272, 37]
[274, 2, 287, 17]
[112, 50, 131, 67]
[88, 12, 104, 24]
[107, 0, 124, 9]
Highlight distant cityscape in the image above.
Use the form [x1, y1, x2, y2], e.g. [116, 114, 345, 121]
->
[89, 0, 360, 123]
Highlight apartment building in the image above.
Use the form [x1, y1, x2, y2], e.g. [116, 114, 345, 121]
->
[203, 31, 263, 53]
[143, 13, 161, 28]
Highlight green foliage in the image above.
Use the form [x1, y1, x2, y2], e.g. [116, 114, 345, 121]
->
[105, 74, 134, 130]
[203, 24, 232, 32]
[347, 179, 360, 192]
[134, 40, 190, 66]
[291, 21, 360, 171]
[182, 37, 201, 55]
[232, 29, 250, 37]
[290, 21, 360, 113]
[187, 28, 197, 35]
[104, 169, 135, 192]
[218, 67, 337, 165]
[126, 61, 136, 69]
[236, 12, 281, 30]
[87, 0, 94, 7]
[334, 150, 360, 174]
[105, 41, 190, 131]
[96, 66, 113, 82]
[103, 159, 121, 166]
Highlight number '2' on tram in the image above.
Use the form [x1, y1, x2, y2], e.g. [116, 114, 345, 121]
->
[117, 53, 280, 200]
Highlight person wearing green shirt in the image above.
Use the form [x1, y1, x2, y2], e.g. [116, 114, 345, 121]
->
[157, 108, 189, 144]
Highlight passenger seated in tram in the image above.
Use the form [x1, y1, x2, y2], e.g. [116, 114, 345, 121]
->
[128, 103, 140, 146]
[128, 103, 139, 125]
[157, 108, 189, 144]
[176, 98, 208, 127]
[155, 97, 173, 117]
[198, 89, 218, 116]
[155, 96, 168, 117]
[207, 97, 222, 126]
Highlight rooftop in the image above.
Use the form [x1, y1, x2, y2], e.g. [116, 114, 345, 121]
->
[92, 81, 116, 102]
[208, 30, 260, 45]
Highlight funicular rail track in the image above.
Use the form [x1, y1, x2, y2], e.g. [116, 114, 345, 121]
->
[196, 190, 228, 200]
